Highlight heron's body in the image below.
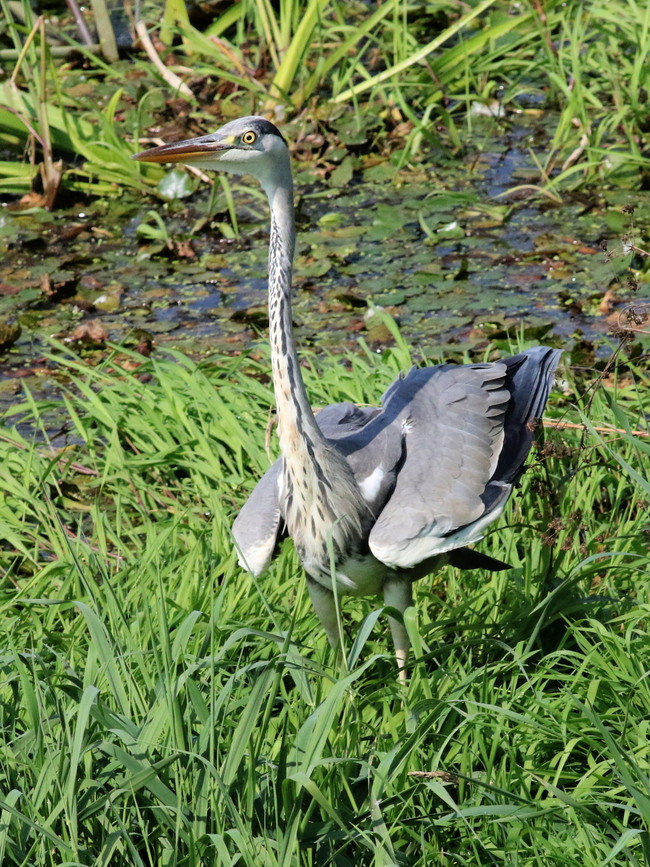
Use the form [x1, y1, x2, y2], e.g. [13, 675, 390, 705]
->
[133, 117, 561, 676]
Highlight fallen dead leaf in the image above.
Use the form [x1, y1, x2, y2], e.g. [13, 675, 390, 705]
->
[65, 320, 109, 345]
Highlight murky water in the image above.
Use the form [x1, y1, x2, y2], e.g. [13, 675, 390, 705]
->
[1, 130, 648, 427]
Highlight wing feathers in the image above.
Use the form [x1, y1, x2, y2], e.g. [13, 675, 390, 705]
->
[234, 348, 561, 578]
[369, 349, 560, 569]
[232, 460, 283, 575]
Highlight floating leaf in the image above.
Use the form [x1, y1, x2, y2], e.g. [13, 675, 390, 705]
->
[436, 221, 465, 240]
[366, 205, 408, 241]
[362, 162, 398, 182]
[299, 257, 333, 277]
[157, 170, 198, 201]
[329, 157, 355, 188]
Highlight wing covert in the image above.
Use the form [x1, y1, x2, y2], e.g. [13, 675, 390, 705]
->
[368, 363, 513, 568]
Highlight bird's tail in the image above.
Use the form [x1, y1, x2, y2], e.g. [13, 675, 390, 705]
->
[448, 547, 510, 572]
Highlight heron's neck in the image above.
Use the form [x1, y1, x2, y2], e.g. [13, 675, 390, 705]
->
[263, 166, 369, 573]
[264, 175, 328, 457]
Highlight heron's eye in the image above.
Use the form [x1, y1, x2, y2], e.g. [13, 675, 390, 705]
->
[242, 130, 257, 145]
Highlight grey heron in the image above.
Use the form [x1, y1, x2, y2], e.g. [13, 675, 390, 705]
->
[133, 116, 561, 679]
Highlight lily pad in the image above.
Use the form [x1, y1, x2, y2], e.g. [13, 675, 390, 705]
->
[436, 221, 465, 240]
[157, 170, 199, 201]
[329, 157, 355, 188]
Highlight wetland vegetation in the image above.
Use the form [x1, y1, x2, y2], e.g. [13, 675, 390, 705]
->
[0, 0, 649, 864]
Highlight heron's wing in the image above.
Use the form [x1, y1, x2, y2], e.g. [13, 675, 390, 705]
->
[314, 402, 381, 436]
[232, 461, 283, 575]
[232, 402, 379, 575]
[368, 348, 560, 569]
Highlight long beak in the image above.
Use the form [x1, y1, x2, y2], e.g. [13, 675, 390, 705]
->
[131, 133, 236, 164]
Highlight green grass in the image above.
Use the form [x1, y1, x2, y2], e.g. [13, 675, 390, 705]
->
[0, 339, 648, 865]
[1, 0, 649, 197]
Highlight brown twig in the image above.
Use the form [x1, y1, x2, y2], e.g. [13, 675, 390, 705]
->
[543, 418, 649, 438]
[65, 0, 94, 46]
[134, 20, 194, 98]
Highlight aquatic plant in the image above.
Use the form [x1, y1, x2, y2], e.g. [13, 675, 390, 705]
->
[1, 0, 649, 199]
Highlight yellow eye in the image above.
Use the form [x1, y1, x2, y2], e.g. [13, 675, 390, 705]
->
[242, 130, 257, 145]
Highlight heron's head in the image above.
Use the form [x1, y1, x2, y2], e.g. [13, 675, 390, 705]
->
[132, 116, 289, 193]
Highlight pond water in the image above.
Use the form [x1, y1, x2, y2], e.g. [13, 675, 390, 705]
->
[0, 123, 648, 428]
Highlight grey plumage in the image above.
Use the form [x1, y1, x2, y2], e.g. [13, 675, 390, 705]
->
[234, 347, 561, 574]
[133, 117, 561, 678]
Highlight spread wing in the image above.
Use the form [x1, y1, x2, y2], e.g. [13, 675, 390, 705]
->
[233, 347, 560, 576]
[367, 347, 561, 568]
[232, 402, 380, 575]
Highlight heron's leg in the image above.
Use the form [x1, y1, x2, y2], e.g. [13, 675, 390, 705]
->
[306, 577, 341, 654]
[383, 577, 413, 684]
